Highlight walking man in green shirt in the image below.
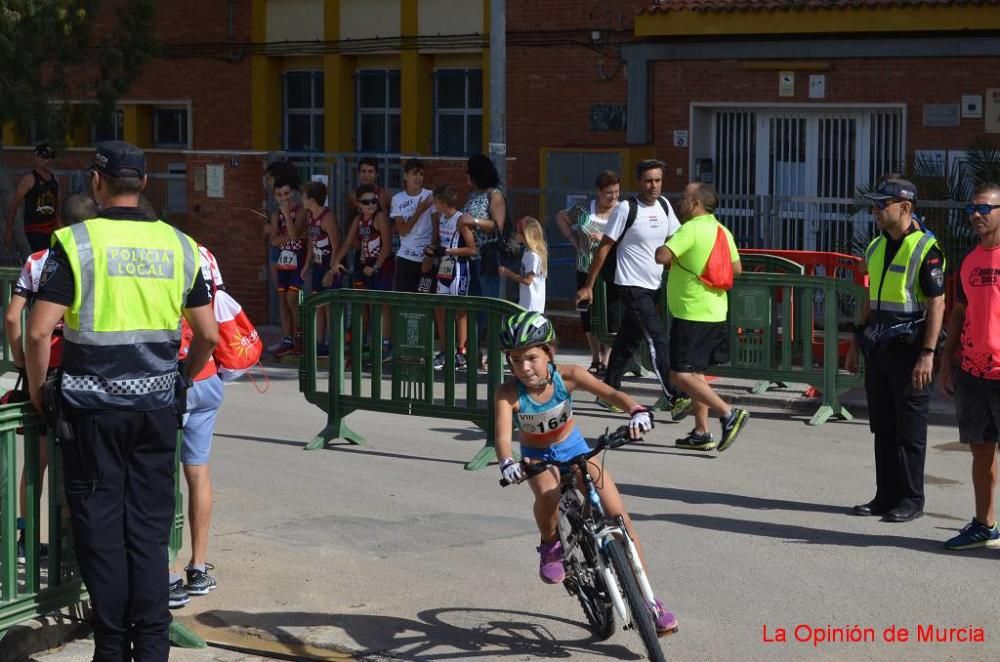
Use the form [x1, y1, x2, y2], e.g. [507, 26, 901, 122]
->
[655, 182, 749, 452]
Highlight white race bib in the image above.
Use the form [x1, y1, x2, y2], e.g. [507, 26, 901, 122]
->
[277, 249, 298, 271]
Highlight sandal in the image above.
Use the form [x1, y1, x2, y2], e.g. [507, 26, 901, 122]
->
[587, 361, 601, 376]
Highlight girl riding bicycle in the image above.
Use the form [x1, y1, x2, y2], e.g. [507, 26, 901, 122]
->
[494, 311, 678, 635]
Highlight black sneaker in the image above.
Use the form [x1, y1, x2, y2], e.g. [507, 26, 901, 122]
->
[169, 579, 190, 609]
[718, 408, 749, 452]
[675, 429, 716, 451]
[185, 564, 217, 596]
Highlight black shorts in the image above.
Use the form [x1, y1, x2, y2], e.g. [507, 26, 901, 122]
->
[954, 368, 1000, 443]
[393, 257, 424, 293]
[670, 318, 728, 373]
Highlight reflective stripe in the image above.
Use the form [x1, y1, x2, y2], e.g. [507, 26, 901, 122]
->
[875, 301, 921, 313]
[61, 372, 176, 396]
[63, 328, 181, 346]
[904, 234, 932, 307]
[70, 223, 95, 332]
[865, 237, 881, 264]
[171, 226, 196, 294]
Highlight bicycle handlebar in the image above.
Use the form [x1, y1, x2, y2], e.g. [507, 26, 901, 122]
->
[499, 425, 635, 487]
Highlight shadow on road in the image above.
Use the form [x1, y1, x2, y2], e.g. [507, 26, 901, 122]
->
[617, 483, 846, 514]
[214, 433, 470, 467]
[195, 607, 644, 660]
[632, 512, 999, 557]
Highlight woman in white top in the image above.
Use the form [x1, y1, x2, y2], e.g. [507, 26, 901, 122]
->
[500, 216, 547, 313]
[555, 170, 621, 375]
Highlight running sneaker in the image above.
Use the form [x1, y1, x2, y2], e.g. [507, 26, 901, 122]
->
[267, 336, 291, 353]
[944, 518, 1000, 550]
[273, 339, 296, 357]
[168, 579, 190, 609]
[652, 597, 679, 636]
[455, 351, 468, 371]
[675, 429, 716, 451]
[670, 396, 693, 422]
[185, 564, 217, 596]
[433, 352, 446, 371]
[595, 397, 623, 413]
[536, 540, 565, 584]
[718, 408, 749, 452]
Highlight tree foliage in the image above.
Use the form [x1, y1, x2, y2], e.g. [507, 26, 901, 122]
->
[0, 0, 158, 145]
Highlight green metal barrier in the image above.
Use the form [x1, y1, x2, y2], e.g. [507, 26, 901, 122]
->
[0, 402, 84, 633]
[712, 273, 864, 425]
[299, 289, 524, 470]
[587, 270, 864, 426]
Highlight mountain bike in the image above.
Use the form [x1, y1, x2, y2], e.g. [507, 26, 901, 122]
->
[500, 425, 671, 662]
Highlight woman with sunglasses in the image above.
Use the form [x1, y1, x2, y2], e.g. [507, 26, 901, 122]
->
[329, 184, 395, 358]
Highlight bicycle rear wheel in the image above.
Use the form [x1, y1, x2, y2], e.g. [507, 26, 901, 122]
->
[605, 539, 665, 662]
[559, 492, 614, 640]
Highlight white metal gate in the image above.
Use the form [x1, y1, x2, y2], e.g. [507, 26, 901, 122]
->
[711, 107, 904, 252]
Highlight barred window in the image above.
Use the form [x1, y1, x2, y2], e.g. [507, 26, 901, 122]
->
[356, 69, 401, 154]
[434, 69, 482, 156]
[284, 71, 324, 152]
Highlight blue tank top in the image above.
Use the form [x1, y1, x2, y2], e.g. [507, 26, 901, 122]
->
[516, 366, 574, 443]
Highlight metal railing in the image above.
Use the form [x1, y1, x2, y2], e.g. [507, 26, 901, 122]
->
[299, 289, 524, 470]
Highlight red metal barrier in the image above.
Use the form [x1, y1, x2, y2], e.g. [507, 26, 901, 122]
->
[742, 249, 867, 287]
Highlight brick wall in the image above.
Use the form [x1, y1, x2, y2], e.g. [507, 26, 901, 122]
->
[182, 153, 269, 323]
[648, 56, 1000, 192]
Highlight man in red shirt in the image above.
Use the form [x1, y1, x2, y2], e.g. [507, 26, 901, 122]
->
[940, 182, 1000, 549]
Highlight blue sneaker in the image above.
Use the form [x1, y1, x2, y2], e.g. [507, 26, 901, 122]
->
[944, 518, 1000, 550]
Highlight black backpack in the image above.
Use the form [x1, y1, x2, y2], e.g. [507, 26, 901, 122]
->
[600, 195, 673, 285]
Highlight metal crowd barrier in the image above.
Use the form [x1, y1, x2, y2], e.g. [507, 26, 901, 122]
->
[299, 289, 525, 470]
[586, 266, 865, 426]
[0, 403, 83, 633]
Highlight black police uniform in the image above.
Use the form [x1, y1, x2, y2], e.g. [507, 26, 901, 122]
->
[35, 143, 210, 661]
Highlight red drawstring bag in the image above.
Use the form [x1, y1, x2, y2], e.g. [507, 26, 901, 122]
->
[211, 290, 263, 382]
[699, 225, 735, 291]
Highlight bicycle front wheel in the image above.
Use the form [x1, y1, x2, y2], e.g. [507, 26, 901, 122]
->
[605, 539, 665, 662]
[559, 492, 615, 640]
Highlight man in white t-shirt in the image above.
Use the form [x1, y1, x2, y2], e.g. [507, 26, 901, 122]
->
[391, 158, 435, 292]
[577, 159, 689, 418]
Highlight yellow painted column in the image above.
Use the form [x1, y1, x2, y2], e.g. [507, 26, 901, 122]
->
[322, 0, 355, 152]
[123, 105, 152, 149]
[250, 0, 282, 150]
[400, 0, 431, 154]
[2, 122, 19, 147]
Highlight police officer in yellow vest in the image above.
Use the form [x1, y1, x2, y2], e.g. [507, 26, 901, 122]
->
[25, 141, 219, 661]
[846, 178, 946, 523]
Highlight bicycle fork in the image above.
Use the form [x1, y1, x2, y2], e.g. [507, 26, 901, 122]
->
[597, 518, 657, 627]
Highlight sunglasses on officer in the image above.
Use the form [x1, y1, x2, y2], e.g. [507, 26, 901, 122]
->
[871, 199, 902, 210]
[965, 203, 1000, 216]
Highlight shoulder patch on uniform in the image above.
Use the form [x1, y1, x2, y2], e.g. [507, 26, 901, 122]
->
[931, 266, 945, 288]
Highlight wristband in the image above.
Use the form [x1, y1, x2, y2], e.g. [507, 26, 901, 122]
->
[500, 457, 515, 469]
[921, 347, 936, 355]
[629, 405, 647, 415]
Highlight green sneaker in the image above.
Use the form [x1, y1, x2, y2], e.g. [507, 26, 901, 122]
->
[718, 408, 749, 452]
[670, 396, 693, 422]
[675, 429, 716, 451]
[595, 397, 623, 413]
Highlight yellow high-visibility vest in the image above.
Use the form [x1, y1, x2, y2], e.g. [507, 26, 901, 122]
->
[54, 217, 198, 410]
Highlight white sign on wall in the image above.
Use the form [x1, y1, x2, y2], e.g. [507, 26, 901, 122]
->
[808, 75, 826, 99]
[205, 164, 225, 199]
[673, 130, 689, 147]
[779, 71, 795, 97]
[962, 95, 983, 119]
